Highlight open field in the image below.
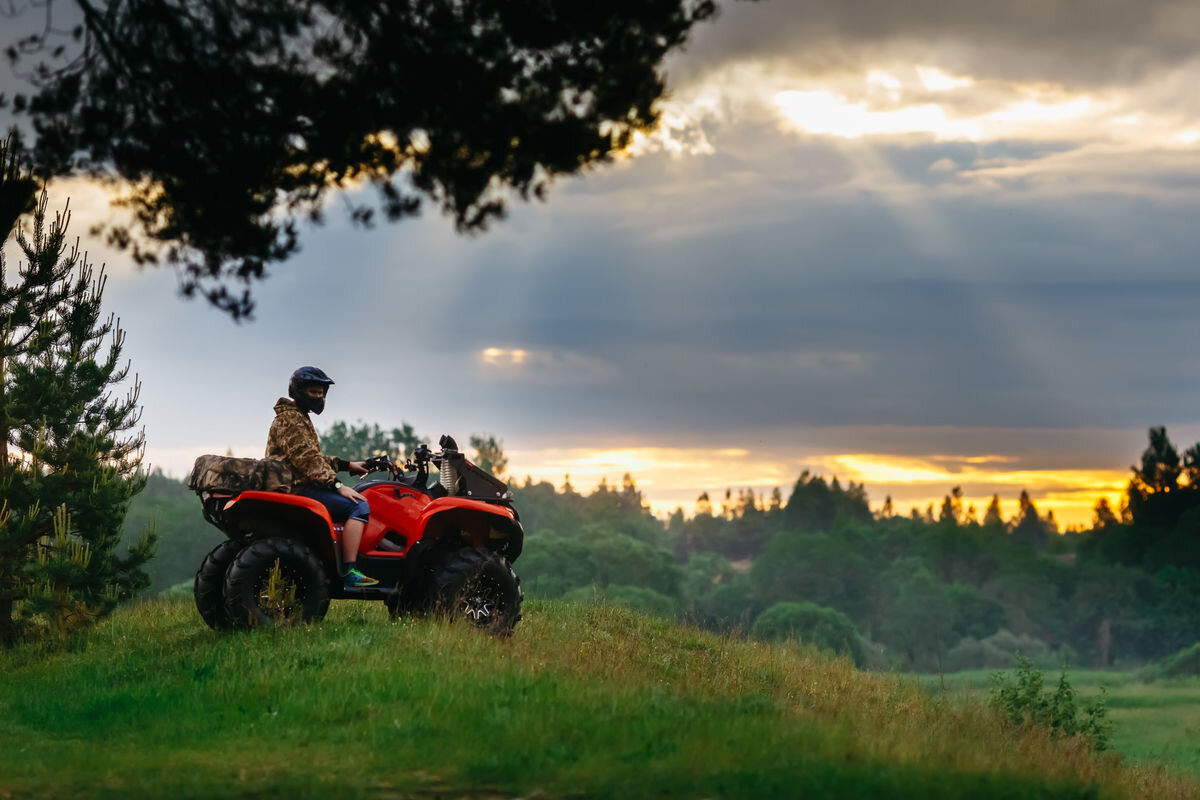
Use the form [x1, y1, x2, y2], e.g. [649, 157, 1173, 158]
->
[914, 670, 1200, 778]
[1, 597, 1197, 799]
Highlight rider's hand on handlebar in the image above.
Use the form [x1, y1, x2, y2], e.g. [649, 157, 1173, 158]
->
[338, 484, 367, 503]
[348, 461, 369, 476]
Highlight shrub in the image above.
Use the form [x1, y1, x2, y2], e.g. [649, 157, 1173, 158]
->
[751, 601, 864, 666]
[944, 629, 1067, 672]
[1146, 641, 1200, 680]
[989, 654, 1112, 751]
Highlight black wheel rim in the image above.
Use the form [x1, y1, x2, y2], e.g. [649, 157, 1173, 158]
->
[459, 572, 505, 625]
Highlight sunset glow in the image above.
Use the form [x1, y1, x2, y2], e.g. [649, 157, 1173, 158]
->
[501, 447, 1128, 529]
[479, 347, 528, 365]
[916, 66, 973, 92]
[772, 81, 1121, 144]
[774, 90, 972, 140]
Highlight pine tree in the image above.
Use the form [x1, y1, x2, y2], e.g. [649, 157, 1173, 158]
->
[0, 147, 153, 645]
[1126, 426, 1200, 528]
[939, 486, 964, 525]
[983, 495, 1004, 529]
[879, 495, 894, 519]
[1009, 490, 1048, 549]
[1093, 497, 1118, 529]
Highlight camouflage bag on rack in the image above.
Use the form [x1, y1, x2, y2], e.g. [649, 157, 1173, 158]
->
[186, 455, 295, 494]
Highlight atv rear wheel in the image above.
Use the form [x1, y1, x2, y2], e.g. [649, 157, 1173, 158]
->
[194, 540, 245, 631]
[224, 537, 331, 629]
[433, 547, 522, 634]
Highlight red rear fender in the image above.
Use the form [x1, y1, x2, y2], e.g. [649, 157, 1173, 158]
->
[226, 491, 331, 521]
[222, 492, 336, 561]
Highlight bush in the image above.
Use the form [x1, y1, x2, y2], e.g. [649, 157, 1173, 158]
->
[751, 601, 864, 666]
[944, 629, 1068, 672]
[519, 527, 682, 600]
[989, 655, 1112, 751]
[161, 580, 193, 599]
[855, 634, 891, 671]
[516, 531, 596, 597]
[1145, 642, 1200, 680]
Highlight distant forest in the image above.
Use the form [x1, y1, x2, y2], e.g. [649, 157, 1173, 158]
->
[125, 424, 1200, 672]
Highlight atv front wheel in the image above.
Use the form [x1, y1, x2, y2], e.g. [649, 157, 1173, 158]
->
[224, 537, 331, 628]
[433, 547, 522, 634]
[194, 540, 245, 631]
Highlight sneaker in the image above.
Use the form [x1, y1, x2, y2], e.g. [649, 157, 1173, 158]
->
[343, 568, 378, 588]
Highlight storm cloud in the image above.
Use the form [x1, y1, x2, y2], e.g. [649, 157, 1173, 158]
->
[683, 0, 1200, 88]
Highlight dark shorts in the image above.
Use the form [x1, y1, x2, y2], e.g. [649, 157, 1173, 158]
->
[297, 485, 370, 523]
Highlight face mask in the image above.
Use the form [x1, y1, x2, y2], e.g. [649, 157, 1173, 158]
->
[309, 397, 326, 415]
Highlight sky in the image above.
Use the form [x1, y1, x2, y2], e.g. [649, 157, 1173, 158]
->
[6, 0, 1200, 527]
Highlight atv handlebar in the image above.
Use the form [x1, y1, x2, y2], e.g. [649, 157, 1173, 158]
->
[356, 435, 464, 487]
[360, 455, 402, 478]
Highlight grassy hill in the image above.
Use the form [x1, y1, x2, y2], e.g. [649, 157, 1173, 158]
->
[0, 598, 1195, 800]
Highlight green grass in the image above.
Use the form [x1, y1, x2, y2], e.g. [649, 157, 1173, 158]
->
[915, 669, 1200, 778]
[1, 598, 1195, 800]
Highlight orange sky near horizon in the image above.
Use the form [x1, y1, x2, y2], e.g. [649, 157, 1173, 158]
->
[502, 447, 1128, 531]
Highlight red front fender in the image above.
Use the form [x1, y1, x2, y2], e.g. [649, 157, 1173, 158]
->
[417, 497, 522, 556]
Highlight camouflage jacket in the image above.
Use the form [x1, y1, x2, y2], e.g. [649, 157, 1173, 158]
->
[265, 397, 340, 487]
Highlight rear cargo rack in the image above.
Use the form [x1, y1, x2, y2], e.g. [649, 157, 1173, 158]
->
[200, 490, 239, 528]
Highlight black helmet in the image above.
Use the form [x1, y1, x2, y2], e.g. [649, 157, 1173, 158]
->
[288, 366, 334, 415]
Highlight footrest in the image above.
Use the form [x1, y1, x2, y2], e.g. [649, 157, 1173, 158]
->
[333, 584, 400, 600]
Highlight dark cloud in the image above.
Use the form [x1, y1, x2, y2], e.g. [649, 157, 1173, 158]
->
[681, 0, 1200, 87]
[370, 134, 1200, 444]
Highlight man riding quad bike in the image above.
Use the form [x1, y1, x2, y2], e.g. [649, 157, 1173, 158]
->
[190, 436, 524, 633]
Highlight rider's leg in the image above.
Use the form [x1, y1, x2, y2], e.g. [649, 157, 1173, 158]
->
[339, 498, 374, 586]
[295, 486, 373, 581]
[341, 517, 366, 564]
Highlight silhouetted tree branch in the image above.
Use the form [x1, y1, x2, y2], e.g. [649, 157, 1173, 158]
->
[5, 0, 720, 318]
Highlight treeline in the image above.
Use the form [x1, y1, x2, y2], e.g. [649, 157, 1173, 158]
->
[126, 424, 1200, 672]
[510, 471, 1183, 672]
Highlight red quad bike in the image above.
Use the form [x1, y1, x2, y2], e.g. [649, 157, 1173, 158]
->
[192, 436, 523, 633]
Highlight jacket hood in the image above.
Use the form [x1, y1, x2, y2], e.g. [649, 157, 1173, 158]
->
[274, 397, 304, 416]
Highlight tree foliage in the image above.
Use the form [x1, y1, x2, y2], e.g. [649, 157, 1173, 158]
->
[318, 419, 424, 464]
[469, 433, 507, 477]
[0, 141, 152, 645]
[7, 0, 718, 317]
[1125, 426, 1200, 530]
